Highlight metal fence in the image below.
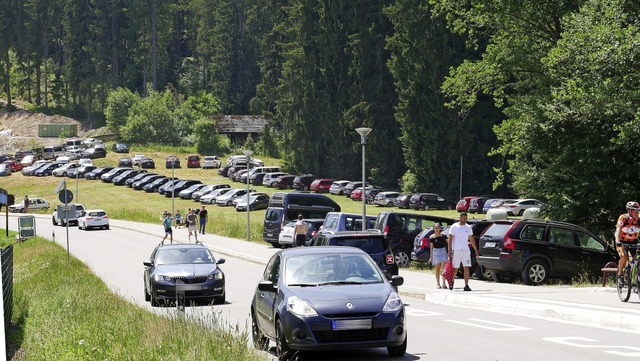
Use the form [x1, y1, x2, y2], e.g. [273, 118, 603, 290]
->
[2, 245, 13, 333]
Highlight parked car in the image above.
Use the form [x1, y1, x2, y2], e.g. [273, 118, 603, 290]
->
[140, 158, 155, 169]
[143, 177, 171, 192]
[499, 199, 544, 216]
[165, 155, 181, 168]
[112, 143, 129, 153]
[101, 167, 132, 183]
[251, 247, 406, 359]
[22, 160, 51, 176]
[9, 197, 50, 213]
[159, 180, 201, 197]
[216, 188, 254, 206]
[20, 154, 40, 167]
[310, 230, 398, 278]
[263, 172, 288, 187]
[124, 172, 155, 187]
[78, 209, 110, 230]
[82, 147, 107, 159]
[375, 191, 400, 207]
[393, 194, 411, 209]
[3, 159, 23, 172]
[112, 169, 146, 186]
[477, 219, 618, 285]
[199, 188, 233, 204]
[309, 178, 335, 193]
[217, 165, 232, 177]
[329, 180, 351, 195]
[67, 165, 97, 179]
[344, 181, 370, 198]
[132, 174, 164, 190]
[132, 154, 146, 167]
[191, 184, 231, 201]
[274, 174, 296, 189]
[468, 196, 490, 214]
[0, 163, 11, 176]
[456, 196, 476, 212]
[186, 154, 201, 168]
[235, 193, 271, 212]
[319, 212, 377, 234]
[118, 157, 133, 168]
[84, 167, 114, 180]
[482, 198, 504, 213]
[278, 218, 325, 247]
[179, 184, 209, 199]
[34, 162, 62, 176]
[409, 192, 455, 211]
[52, 203, 85, 226]
[292, 174, 317, 191]
[143, 243, 226, 306]
[373, 212, 457, 268]
[249, 172, 267, 186]
[52, 163, 80, 177]
[202, 156, 221, 169]
[349, 187, 366, 201]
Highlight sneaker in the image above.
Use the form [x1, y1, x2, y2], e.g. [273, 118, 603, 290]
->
[464, 285, 471, 292]
[448, 283, 453, 290]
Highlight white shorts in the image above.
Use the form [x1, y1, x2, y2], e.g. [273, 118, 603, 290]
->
[452, 248, 472, 268]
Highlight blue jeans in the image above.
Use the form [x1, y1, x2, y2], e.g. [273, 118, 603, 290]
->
[199, 218, 207, 234]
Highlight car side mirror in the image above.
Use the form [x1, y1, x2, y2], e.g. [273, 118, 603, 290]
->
[257, 280, 277, 292]
[143, 261, 153, 267]
[216, 258, 226, 265]
[390, 275, 404, 287]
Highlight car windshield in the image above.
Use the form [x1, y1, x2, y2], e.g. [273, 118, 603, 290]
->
[285, 253, 383, 286]
[155, 248, 215, 265]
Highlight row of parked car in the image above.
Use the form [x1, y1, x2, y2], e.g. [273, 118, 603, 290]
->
[456, 196, 545, 216]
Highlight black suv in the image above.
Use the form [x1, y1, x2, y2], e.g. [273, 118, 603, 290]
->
[373, 212, 456, 267]
[292, 174, 317, 191]
[310, 231, 399, 279]
[477, 219, 618, 285]
[408, 193, 455, 211]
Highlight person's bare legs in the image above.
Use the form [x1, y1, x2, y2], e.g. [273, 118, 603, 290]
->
[434, 263, 442, 288]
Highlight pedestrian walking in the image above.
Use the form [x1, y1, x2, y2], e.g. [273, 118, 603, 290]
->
[187, 209, 198, 242]
[428, 223, 448, 289]
[447, 212, 479, 291]
[161, 212, 173, 244]
[175, 210, 182, 229]
[24, 195, 29, 213]
[199, 205, 208, 234]
[293, 214, 308, 247]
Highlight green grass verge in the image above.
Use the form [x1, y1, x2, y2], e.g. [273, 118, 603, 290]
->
[3, 232, 265, 360]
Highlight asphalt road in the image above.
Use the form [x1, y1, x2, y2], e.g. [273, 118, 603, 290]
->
[4, 214, 640, 360]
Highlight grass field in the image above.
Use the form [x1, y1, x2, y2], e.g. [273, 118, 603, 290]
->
[2, 144, 462, 243]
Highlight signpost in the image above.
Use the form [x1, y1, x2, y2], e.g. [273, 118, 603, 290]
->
[54, 179, 73, 262]
[17, 216, 36, 240]
[0, 189, 15, 237]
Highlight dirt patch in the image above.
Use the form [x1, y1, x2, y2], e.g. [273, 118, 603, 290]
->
[0, 110, 107, 153]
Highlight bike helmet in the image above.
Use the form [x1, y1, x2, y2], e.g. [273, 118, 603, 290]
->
[626, 201, 640, 211]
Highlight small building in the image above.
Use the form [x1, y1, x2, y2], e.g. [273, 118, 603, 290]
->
[214, 115, 269, 144]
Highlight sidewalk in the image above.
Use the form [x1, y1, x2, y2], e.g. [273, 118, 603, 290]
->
[9, 214, 640, 334]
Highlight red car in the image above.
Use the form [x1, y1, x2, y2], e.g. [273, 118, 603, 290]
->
[4, 159, 23, 172]
[456, 196, 476, 212]
[186, 155, 201, 168]
[310, 178, 335, 193]
[350, 187, 364, 201]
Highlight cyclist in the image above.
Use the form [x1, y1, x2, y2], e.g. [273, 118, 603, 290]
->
[615, 201, 640, 285]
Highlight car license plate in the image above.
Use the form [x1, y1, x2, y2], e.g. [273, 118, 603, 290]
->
[484, 242, 497, 248]
[332, 319, 372, 330]
[267, 233, 273, 237]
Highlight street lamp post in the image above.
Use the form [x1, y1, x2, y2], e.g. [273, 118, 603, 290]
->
[355, 127, 372, 231]
[75, 161, 79, 204]
[243, 149, 253, 242]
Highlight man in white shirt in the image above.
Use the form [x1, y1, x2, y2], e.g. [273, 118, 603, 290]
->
[447, 212, 479, 291]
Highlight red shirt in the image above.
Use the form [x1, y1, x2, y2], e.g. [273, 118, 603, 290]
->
[617, 213, 639, 242]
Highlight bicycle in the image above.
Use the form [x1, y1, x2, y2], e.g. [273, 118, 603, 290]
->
[617, 243, 640, 302]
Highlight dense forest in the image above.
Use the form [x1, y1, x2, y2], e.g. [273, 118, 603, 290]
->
[1, 0, 640, 235]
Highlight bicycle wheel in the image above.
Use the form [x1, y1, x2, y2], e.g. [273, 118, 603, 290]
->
[618, 266, 631, 302]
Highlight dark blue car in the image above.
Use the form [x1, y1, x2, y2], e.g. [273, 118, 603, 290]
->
[251, 247, 406, 360]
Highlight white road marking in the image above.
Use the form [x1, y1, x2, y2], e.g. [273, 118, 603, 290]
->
[544, 336, 640, 356]
[446, 318, 531, 331]
[405, 307, 443, 317]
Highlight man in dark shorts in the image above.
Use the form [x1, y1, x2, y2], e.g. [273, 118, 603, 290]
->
[616, 201, 640, 285]
[162, 212, 173, 244]
[199, 205, 208, 234]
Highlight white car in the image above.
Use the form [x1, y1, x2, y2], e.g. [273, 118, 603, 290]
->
[215, 189, 253, 206]
[199, 188, 232, 204]
[8, 198, 50, 213]
[132, 154, 146, 166]
[83, 138, 103, 147]
[500, 199, 544, 216]
[278, 221, 297, 247]
[78, 209, 109, 230]
[202, 156, 221, 169]
[52, 203, 85, 226]
[52, 163, 80, 177]
[78, 158, 93, 167]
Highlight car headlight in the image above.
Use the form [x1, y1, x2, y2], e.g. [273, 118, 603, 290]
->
[287, 296, 318, 317]
[208, 272, 224, 280]
[154, 274, 173, 282]
[383, 291, 403, 312]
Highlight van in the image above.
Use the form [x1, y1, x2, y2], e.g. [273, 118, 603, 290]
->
[42, 145, 65, 160]
[320, 212, 377, 234]
[65, 138, 85, 150]
[373, 212, 457, 267]
[247, 166, 281, 178]
[263, 192, 341, 247]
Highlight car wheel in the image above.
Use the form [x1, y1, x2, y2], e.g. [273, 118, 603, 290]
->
[476, 265, 492, 281]
[251, 310, 269, 351]
[423, 205, 430, 211]
[394, 249, 411, 268]
[52, 216, 57, 225]
[387, 201, 393, 207]
[521, 259, 548, 285]
[387, 335, 407, 357]
[227, 200, 233, 206]
[518, 209, 525, 216]
[144, 286, 150, 302]
[447, 205, 453, 210]
[491, 270, 514, 283]
[276, 319, 292, 361]
[213, 290, 226, 305]
[105, 225, 109, 230]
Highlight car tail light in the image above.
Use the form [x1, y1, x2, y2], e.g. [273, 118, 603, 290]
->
[509, 205, 516, 208]
[383, 225, 389, 236]
[500, 222, 519, 256]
